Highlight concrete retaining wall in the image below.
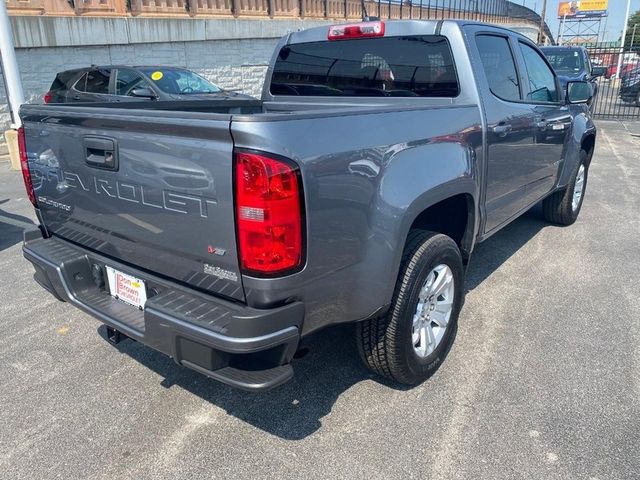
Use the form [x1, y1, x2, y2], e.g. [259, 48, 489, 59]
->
[0, 17, 332, 153]
[1, 16, 540, 154]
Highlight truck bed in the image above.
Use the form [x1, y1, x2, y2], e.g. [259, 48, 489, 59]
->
[21, 97, 476, 306]
[30, 97, 456, 117]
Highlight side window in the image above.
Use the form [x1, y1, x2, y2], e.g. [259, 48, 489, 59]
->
[476, 34, 521, 102]
[115, 69, 149, 96]
[73, 73, 88, 92]
[84, 69, 111, 95]
[518, 42, 559, 103]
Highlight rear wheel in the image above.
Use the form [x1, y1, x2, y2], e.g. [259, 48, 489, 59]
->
[542, 149, 589, 226]
[357, 231, 464, 385]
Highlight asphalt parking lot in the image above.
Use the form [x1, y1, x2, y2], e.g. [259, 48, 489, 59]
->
[1, 120, 639, 480]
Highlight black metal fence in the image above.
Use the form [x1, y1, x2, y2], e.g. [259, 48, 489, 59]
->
[366, 1, 554, 42]
[587, 44, 640, 119]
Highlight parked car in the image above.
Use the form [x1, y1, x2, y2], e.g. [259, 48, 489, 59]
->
[620, 62, 640, 80]
[605, 63, 636, 80]
[20, 20, 596, 391]
[620, 66, 640, 106]
[540, 46, 605, 105]
[44, 66, 253, 103]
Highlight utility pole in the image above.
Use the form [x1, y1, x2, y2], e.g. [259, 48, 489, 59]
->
[538, 0, 548, 45]
[616, 0, 632, 79]
[0, 0, 24, 128]
[631, 24, 638, 50]
[558, 13, 567, 46]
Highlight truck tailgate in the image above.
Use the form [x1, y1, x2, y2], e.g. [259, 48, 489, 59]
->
[22, 106, 244, 301]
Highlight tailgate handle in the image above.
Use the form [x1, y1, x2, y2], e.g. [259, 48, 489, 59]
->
[84, 136, 118, 170]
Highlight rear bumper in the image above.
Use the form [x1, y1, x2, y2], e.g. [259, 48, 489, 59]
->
[23, 230, 303, 391]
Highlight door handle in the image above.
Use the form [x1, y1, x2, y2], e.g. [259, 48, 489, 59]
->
[84, 136, 118, 170]
[537, 120, 568, 131]
[492, 124, 512, 136]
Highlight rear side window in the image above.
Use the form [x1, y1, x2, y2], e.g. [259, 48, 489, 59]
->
[270, 35, 459, 97]
[476, 35, 521, 102]
[84, 69, 111, 94]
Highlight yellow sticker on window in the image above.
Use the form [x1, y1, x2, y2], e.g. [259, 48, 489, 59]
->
[151, 71, 163, 81]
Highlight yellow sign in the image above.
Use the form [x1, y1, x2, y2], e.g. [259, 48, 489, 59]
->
[558, 1, 608, 18]
[151, 71, 164, 81]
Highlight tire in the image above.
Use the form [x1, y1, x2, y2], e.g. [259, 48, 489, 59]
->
[542, 149, 589, 226]
[356, 230, 464, 385]
[636, 91, 640, 107]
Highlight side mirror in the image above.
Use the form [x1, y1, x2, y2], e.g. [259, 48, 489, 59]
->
[591, 66, 607, 77]
[566, 81, 593, 104]
[130, 87, 156, 99]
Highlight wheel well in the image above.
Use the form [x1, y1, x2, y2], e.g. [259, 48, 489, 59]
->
[409, 194, 473, 259]
[582, 135, 596, 164]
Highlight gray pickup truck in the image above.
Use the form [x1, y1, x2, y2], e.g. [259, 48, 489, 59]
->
[19, 20, 596, 391]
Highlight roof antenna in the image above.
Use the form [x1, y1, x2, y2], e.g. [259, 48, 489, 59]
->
[361, 0, 379, 21]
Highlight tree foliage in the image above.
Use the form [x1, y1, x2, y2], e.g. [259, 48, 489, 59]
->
[624, 10, 640, 48]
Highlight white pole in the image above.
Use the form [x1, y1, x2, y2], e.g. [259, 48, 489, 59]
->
[559, 13, 567, 46]
[538, 0, 548, 44]
[0, 0, 24, 129]
[616, 0, 632, 79]
[631, 23, 638, 49]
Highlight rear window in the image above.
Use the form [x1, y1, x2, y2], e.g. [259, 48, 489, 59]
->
[50, 71, 81, 92]
[270, 35, 459, 97]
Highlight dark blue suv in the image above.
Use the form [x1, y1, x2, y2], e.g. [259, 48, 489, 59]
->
[540, 46, 606, 106]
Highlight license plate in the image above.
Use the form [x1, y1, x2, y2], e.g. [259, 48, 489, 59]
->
[105, 266, 147, 310]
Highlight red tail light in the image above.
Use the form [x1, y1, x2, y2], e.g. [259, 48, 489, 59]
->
[234, 151, 304, 276]
[17, 127, 37, 207]
[328, 21, 385, 41]
[43, 91, 53, 104]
